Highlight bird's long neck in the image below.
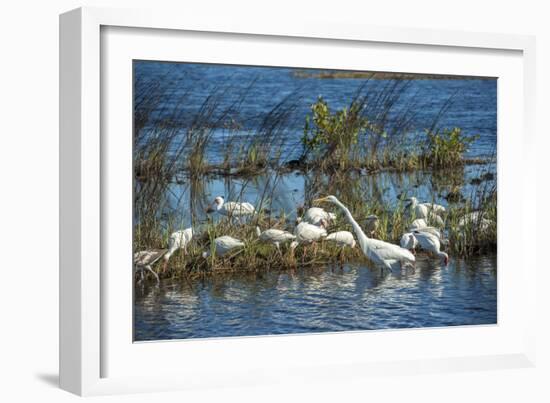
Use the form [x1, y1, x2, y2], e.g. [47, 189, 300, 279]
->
[216, 199, 224, 211]
[165, 243, 178, 260]
[333, 199, 369, 252]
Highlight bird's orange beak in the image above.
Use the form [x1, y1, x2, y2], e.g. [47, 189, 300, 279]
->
[313, 197, 329, 205]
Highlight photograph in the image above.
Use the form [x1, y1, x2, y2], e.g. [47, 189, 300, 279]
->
[132, 61, 497, 341]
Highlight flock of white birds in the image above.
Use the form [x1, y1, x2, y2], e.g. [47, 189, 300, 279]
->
[134, 194, 490, 283]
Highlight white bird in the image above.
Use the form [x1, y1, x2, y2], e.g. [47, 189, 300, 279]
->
[409, 218, 428, 230]
[206, 196, 255, 219]
[162, 228, 194, 271]
[134, 249, 166, 284]
[400, 232, 418, 251]
[412, 230, 449, 266]
[294, 221, 328, 244]
[414, 226, 442, 240]
[290, 221, 328, 258]
[256, 226, 296, 254]
[405, 197, 446, 227]
[326, 230, 356, 265]
[315, 196, 415, 272]
[302, 207, 337, 226]
[202, 235, 245, 258]
[458, 211, 493, 232]
[326, 231, 356, 248]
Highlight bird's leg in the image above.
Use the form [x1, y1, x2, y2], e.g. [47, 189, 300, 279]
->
[275, 243, 283, 258]
[146, 265, 160, 285]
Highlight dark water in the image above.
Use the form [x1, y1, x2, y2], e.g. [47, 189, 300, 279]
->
[134, 254, 497, 341]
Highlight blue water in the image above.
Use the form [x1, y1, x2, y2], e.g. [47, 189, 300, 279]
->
[134, 255, 497, 341]
[133, 61, 497, 341]
[134, 61, 497, 160]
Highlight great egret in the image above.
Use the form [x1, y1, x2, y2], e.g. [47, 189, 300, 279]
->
[256, 226, 296, 254]
[302, 207, 336, 226]
[314, 196, 415, 272]
[134, 249, 166, 284]
[412, 230, 449, 266]
[162, 228, 194, 272]
[202, 235, 245, 258]
[206, 196, 255, 219]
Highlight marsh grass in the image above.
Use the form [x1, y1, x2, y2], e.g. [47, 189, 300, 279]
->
[133, 70, 497, 281]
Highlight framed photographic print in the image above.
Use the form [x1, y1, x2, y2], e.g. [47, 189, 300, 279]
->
[60, 7, 537, 396]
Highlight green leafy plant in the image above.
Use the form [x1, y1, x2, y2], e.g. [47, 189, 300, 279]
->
[301, 97, 370, 170]
[423, 127, 478, 167]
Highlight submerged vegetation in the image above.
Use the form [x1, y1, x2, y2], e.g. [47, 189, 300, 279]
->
[133, 69, 497, 282]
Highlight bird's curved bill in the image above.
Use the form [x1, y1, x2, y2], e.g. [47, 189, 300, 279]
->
[313, 197, 329, 204]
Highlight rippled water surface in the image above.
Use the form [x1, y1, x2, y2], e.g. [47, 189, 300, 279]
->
[134, 255, 496, 341]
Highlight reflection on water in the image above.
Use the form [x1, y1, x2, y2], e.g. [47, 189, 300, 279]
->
[159, 165, 496, 230]
[134, 254, 497, 341]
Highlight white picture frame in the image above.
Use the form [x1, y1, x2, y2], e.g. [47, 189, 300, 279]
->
[60, 6, 537, 396]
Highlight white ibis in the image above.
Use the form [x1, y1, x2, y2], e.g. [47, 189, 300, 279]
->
[412, 230, 449, 266]
[326, 230, 356, 265]
[326, 231, 356, 248]
[256, 226, 296, 254]
[400, 232, 418, 251]
[404, 197, 445, 227]
[134, 249, 165, 284]
[409, 218, 428, 230]
[302, 207, 337, 226]
[162, 228, 194, 272]
[206, 196, 255, 220]
[202, 235, 245, 258]
[458, 211, 493, 232]
[314, 195, 415, 272]
[290, 220, 328, 259]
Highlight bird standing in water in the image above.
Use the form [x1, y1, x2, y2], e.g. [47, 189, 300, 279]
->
[314, 196, 415, 272]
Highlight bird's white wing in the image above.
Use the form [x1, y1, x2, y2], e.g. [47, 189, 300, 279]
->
[400, 233, 417, 249]
[409, 218, 428, 230]
[224, 202, 255, 215]
[261, 229, 296, 242]
[367, 239, 415, 263]
[415, 226, 442, 239]
[423, 203, 446, 214]
[216, 236, 245, 248]
[295, 222, 327, 242]
[413, 231, 440, 253]
[326, 231, 355, 246]
[134, 249, 166, 265]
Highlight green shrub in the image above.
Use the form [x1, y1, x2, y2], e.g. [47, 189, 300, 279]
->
[301, 97, 371, 169]
[423, 127, 478, 167]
